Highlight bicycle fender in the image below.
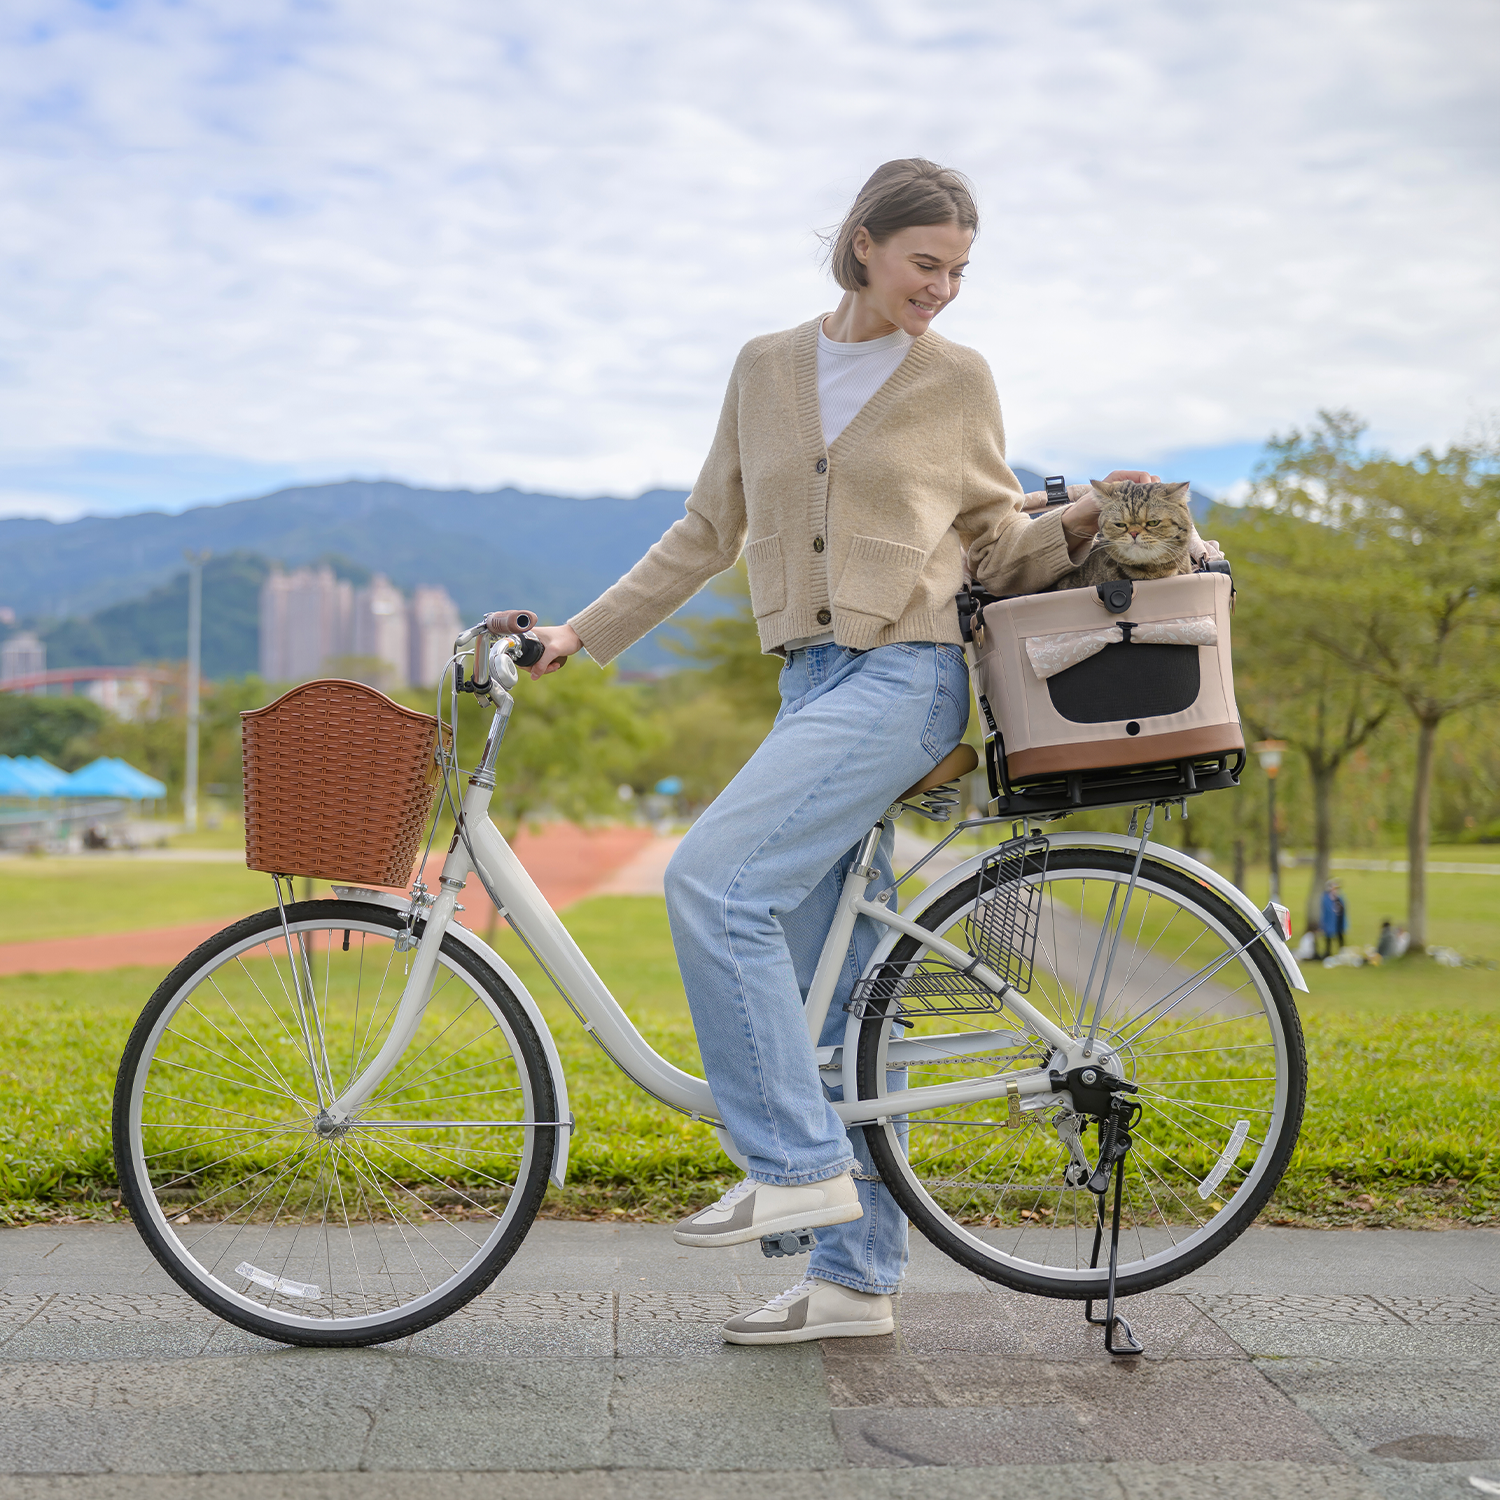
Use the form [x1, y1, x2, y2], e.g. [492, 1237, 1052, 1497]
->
[331, 888, 573, 1185]
[868, 835, 1307, 995]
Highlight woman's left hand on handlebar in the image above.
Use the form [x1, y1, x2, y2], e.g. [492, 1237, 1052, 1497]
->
[528, 623, 583, 680]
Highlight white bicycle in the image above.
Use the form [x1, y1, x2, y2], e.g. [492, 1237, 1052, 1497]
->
[113, 610, 1308, 1352]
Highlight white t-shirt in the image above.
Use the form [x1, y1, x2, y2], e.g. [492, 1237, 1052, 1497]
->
[816, 324, 915, 446]
[784, 321, 917, 652]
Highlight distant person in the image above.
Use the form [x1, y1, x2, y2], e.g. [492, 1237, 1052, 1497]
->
[1321, 881, 1347, 956]
[1377, 920, 1396, 959]
[528, 158, 1156, 1345]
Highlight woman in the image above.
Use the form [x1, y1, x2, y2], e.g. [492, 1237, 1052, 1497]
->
[531, 159, 1150, 1344]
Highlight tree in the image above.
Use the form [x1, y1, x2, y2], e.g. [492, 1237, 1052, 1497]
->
[0, 695, 106, 766]
[1253, 412, 1500, 946]
[439, 662, 663, 836]
[1217, 503, 1392, 929]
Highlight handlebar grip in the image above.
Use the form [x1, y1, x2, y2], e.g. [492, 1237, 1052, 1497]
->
[512, 636, 547, 669]
[485, 609, 538, 634]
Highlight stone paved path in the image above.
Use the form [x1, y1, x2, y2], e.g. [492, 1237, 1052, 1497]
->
[0, 1221, 1496, 1498]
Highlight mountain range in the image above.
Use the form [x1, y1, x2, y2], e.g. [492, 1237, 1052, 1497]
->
[2, 466, 1216, 677]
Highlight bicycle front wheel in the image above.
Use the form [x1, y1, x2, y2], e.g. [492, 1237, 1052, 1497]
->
[856, 848, 1306, 1299]
[113, 899, 558, 1346]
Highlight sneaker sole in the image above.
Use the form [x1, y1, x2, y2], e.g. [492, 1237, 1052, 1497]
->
[672, 1200, 864, 1248]
[721, 1315, 896, 1346]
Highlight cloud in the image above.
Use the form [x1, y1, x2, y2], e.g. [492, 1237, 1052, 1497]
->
[1, 0, 1495, 513]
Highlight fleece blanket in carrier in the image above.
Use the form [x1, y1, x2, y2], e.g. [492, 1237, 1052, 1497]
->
[970, 570, 1245, 817]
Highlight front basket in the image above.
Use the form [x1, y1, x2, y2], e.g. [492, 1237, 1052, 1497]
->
[242, 679, 448, 888]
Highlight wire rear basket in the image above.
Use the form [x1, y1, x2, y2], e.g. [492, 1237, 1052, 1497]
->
[966, 832, 1049, 993]
[847, 833, 1049, 1020]
[242, 679, 450, 888]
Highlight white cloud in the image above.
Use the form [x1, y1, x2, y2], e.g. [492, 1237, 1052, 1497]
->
[1, 0, 1495, 510]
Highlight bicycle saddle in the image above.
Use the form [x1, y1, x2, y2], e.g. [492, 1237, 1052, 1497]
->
[898, 742, 979, 803]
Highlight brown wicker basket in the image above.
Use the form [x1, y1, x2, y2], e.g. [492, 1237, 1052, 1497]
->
[242, 679, 450, 887]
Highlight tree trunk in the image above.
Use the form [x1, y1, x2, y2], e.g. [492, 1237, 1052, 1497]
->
[1307, 761, 1336, 935]
[1407, 715, 1440, 950]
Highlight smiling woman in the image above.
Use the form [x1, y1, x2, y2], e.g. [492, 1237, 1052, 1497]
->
[518, 157, 1161, 1348]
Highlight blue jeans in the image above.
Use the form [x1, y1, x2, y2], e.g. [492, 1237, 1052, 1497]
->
[664, 641, 970, 1293]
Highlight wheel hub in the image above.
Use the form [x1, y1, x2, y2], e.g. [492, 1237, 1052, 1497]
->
[311, 1111, 351, 1140]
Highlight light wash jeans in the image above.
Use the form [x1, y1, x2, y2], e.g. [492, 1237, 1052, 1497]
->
[664, 641, 970, 1293]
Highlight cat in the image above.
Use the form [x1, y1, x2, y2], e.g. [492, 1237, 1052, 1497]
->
[1050, 479, 1195, 589]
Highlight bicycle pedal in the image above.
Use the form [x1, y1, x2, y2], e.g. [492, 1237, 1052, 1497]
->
[760, 1228, 818, 1258]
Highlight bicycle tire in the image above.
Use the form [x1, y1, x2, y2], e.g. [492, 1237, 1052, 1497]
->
[113, 900, 557, 1347]
[855, 848, 1306, 1299]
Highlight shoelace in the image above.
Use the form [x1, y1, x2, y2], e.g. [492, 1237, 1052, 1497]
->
[763, 1278, 817, 1312]
[703, 1178, 756, 1213]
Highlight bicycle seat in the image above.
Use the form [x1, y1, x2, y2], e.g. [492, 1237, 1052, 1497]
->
[898, 743, 979, 803]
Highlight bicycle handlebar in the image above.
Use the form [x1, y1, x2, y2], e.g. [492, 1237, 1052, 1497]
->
[485, 610, 537, 635]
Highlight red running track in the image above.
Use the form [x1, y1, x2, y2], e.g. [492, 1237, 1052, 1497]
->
[0, 823, 656, 977]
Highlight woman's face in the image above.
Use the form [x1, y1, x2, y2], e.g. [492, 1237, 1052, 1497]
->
[853, 221, 972, 336]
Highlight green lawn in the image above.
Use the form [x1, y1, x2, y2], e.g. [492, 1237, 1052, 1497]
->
[0, 892, 1494, 1227]
[0, 857, 275, 943]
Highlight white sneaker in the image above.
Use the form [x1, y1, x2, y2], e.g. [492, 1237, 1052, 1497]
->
[721, 1277, 895, 1345]
[672, 1174, 863, 1248]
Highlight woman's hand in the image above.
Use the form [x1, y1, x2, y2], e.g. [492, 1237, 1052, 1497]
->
[528, 623, 583, 680]
[1059, 471, 1160, 552]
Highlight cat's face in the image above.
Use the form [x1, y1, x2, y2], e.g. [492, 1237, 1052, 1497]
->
[1089, 480, 1193, 565]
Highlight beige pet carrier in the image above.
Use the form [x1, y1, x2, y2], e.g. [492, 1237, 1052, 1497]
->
[970, 571, 1245, 816]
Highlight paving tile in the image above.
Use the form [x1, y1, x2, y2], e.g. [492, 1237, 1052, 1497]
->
[0, 1352, 394, 1473]
[896, 1289, 1246, 1361]
[606, 1349, 843, 1470]
[825, 1356, 1345, 1466]
[362, 1354, 616, 1470]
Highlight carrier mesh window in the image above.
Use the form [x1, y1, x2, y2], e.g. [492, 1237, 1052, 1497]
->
[1046, 642, 1200, 724]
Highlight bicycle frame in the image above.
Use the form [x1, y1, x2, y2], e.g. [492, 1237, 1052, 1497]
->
[314, 634, 1308, 1175]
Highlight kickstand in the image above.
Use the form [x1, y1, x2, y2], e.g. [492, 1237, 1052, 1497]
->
[1084, 1115, 1144, 1357]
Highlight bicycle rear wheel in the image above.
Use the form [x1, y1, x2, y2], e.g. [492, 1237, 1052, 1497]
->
[113, 899, 557, 1346]
[856, 848, 1306, 1298]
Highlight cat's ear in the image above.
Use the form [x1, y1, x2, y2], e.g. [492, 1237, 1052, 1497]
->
[1163, 482, 1192, 504]
[1089, 479, 1119, 501]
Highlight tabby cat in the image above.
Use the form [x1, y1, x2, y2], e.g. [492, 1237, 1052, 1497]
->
[1051, 479, 1194, 589]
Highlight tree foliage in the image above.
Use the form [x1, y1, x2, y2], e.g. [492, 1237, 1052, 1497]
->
[1242, 412, 1500, 943]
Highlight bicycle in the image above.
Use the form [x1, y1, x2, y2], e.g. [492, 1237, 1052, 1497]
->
[112, 609, 1309, 1354]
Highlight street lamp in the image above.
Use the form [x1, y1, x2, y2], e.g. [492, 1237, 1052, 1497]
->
[184, 550, 210, 832]
[1253, 739, 1287, 904]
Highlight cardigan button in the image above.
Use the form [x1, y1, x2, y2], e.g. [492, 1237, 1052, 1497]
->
[815, 457, 828, 473]
[812, 536, 824, 553]
[816, 608, 832, 626]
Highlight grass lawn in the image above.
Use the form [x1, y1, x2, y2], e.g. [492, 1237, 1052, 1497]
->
[1, 890, 1494, 1229]
[0, 857, 276, 943]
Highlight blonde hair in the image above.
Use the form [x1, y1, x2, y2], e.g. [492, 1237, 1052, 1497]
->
[827, 159, 979, 292]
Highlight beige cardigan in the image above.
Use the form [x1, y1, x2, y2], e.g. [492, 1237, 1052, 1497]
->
[568, 318, 1074, 665]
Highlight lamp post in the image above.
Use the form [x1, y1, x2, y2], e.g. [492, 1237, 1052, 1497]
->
[183, 550, 210, 831]
[1253, 739, 1287, 905]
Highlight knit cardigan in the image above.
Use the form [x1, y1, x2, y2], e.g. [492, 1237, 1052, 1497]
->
[568, 318, 1074, 665]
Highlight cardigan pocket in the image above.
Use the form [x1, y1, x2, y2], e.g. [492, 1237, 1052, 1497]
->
[743, 533, 787, 617]
[833, 534, 927, 624]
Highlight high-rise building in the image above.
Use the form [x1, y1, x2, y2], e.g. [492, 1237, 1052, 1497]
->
[259, 567, 353, 682]
[352, 575, 411, 688]
[0, 630, 45, 684]
[408, 586, 462, 688]
[260, 569, 465, 689]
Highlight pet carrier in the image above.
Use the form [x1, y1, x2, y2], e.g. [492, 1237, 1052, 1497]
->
[970, 570, 1244, 817]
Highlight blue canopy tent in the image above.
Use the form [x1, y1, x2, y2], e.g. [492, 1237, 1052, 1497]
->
[19, 757, 69, 795]
[0, 756, 59, 798]
[61, 757, 168, 801]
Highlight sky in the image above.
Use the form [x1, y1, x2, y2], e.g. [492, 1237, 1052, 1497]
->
[2, 0, 1496, 521]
